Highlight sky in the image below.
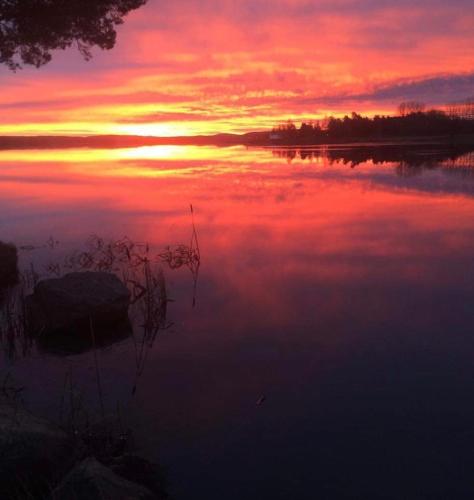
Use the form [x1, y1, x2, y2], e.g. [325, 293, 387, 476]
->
[0, 0, 473, 136]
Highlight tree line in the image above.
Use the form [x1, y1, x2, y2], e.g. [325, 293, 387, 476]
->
[271, 101, 474, 144]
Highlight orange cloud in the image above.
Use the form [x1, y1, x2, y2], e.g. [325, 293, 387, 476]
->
[0, 0, 473, 135]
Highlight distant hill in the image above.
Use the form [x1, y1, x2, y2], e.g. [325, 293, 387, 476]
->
[0, 131, 271, 150]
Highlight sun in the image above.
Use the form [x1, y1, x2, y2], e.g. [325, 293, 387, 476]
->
[112, 122, 196, 137]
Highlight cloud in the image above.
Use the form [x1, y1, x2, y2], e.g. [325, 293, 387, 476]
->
[0, 0, 473, 133]
[358, 74, 474, 105]
[296, 73, 474, 108]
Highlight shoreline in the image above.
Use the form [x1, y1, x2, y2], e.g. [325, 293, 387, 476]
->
[0, 133, 473, 151]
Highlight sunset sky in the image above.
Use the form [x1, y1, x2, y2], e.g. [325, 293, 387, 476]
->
[1, 0, 473, 136]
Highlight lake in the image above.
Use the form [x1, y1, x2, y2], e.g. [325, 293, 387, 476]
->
[1, 144, 474, 499]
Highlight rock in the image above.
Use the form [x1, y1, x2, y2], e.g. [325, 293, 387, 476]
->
[27, 272, 131, 351]
[0, 396, 74, 497]
[0, 241, 18, 291]
[110, 454, 169, 499]
[80, 414, 130, 460]
[51, 457, 157, 500]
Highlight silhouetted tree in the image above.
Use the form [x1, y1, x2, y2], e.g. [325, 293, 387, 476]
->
[270, 108, 474, 144]
[0, 0, 147, 70]
[447, 99, 474, 120]
[398, 101, 426, 116]
[280, 120, 296, 132]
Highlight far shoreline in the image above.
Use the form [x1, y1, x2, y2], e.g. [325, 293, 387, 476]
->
[0, 132, 473, 151]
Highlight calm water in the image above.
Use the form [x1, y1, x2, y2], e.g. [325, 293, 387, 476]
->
[2, 144, 474, 499]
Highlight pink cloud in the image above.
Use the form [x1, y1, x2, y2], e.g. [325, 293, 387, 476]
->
[0, 0, 473, 134]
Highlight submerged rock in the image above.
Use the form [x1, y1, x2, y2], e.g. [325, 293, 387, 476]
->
[0, 396, 74, 496]
[51, 457, 157, 500]
[27, 272, 131, 351]
[0, 241, 19, 291]
[110, 454, 169, 499]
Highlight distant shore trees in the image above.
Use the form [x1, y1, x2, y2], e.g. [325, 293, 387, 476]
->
[271, 103, 474, 145]
[398, 101, 426, 116]
[447, 99, 474, 120]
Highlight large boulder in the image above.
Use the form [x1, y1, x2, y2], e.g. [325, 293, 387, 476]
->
[27, 272, 131, 352]
[0, 396, 74, 497]
[51, 457, 157, 500]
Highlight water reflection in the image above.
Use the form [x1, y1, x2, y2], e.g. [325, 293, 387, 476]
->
[0, 233, 193, 358]
[35, 319, 132, 355]
[0, 241, 18, 299]
[272, 143, 474, 167]
[1, 144, 474, 499]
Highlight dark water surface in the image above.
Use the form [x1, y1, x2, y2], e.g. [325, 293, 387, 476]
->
[1, 144, 474, 499]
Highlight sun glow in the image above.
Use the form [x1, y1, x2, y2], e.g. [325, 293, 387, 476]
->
[0, 144, 251, 164]
[113, 123, 197, 137]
